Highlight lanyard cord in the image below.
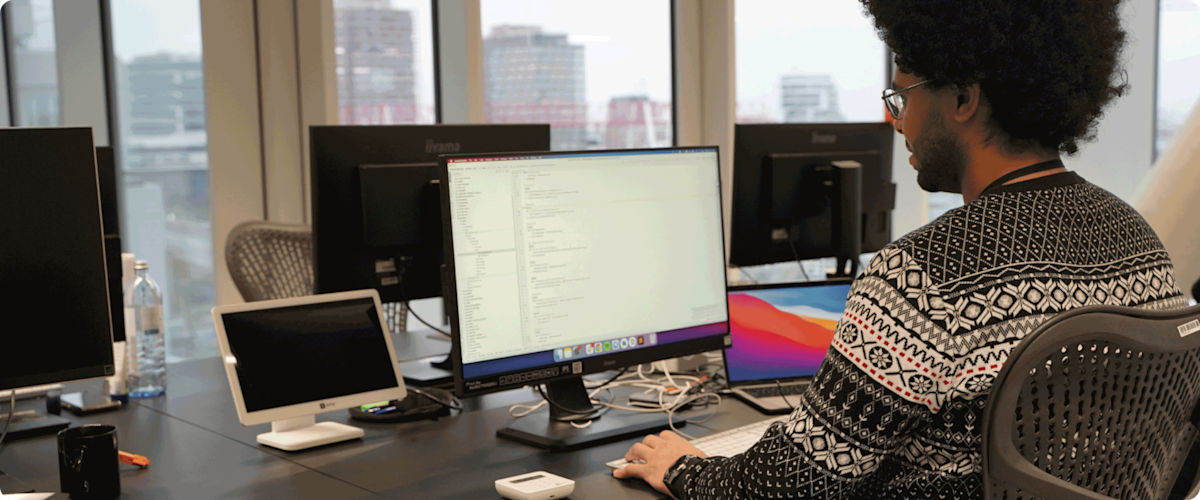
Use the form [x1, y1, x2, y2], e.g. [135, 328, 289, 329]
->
[978, 159, 1066, 197]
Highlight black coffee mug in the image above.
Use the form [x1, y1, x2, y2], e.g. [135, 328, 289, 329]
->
[57, 424, 120, 499]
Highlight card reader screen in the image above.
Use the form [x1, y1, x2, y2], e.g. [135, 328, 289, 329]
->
[221, 298, 398, 412]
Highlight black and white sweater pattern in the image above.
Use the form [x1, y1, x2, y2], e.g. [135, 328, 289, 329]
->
[669, 173, 1187, 500]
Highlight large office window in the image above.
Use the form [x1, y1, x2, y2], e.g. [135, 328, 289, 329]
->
[110, 0, 215, 362]
[735, 2, 963, 224]
[1157, 0, 1200, 158]
[480, 0, 673, 151]
[335, 0, 437, 125]
[735, 1, 887, 124]
[3, 0, 59, 126]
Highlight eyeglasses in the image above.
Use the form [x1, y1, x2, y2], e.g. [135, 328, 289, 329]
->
[881, 80, 931, 120]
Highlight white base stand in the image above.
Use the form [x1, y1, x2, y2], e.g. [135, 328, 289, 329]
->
[256, 415, 364, 451]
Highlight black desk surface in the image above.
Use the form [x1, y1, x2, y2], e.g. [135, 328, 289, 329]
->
[0, 331, 768, 499]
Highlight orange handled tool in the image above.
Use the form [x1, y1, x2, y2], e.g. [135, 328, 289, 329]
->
[119, 451, 150, 468]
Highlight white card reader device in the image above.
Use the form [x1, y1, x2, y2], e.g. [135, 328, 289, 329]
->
[495, 471, 575, 500]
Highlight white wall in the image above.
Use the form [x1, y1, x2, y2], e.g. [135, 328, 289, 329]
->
[1136, 96, 1200, 300]
[1064, 0, 1157, 200]
[201, 0, 266, 306]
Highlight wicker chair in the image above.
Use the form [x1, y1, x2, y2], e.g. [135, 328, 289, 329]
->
[224, 220, 407, 331]
[982, 304, 1200, 500]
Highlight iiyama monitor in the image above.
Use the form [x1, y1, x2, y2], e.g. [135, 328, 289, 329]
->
[311, 124, 551, 304]
[440, 147, 730, 451]
[730, 123, 896, 273]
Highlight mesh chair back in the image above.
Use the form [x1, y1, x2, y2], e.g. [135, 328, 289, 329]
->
[982, 304, 1200, 500]
[382, 301, 408, 335]
[226, 221, 315, 302]
[225, 220, 409, 331]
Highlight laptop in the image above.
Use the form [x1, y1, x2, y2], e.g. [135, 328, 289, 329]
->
[724, 280, 853, 414]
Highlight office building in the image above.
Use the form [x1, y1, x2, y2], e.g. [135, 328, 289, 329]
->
[603, 95, 671, 149]
[483, 25, 586, 150]
[780, 74, 845, 123]
[6, 0, 58, 127]
[335, 0, 419, 124]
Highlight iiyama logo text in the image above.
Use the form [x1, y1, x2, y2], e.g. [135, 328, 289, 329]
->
[426, 139, 462, 153]
[811, 132, 837, 145]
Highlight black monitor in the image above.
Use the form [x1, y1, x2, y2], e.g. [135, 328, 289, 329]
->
[439, 147, 731, 451]
[311, 124, 551, 306]
[730, 123, 896, 274]
[0, 127, 115, 440]
[96, 146, 126, 342]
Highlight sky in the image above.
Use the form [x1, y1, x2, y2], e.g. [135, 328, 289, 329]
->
[108, 0, 203, 62]
[735, 1, 887, 123]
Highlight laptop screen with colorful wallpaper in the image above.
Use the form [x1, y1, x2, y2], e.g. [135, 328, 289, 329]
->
[725, 282, 853, 383]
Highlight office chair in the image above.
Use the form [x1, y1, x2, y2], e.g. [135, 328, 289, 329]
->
[982, 304, 1200, 500]
[225, 221, 408, 332]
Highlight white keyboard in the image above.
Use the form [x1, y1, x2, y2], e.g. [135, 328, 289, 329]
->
[0, 384, 64, 402]
[607, 416, 786, 469]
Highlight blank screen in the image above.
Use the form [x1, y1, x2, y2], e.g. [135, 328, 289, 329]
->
[0, 127, 114, 390]
[221, 298, 398, 412]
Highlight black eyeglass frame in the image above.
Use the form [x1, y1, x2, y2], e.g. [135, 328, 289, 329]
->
[881, 80, 932, 120]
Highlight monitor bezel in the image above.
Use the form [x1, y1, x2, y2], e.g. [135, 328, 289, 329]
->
[438, 146, 732, 398]
[211, 289, 407, 426]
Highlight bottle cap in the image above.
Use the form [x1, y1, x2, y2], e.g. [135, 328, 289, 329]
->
[135, 260, 149, 270]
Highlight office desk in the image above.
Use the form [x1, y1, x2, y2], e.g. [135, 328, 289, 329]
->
[1, 334, 769, 499]
[0, 397, 380, 498]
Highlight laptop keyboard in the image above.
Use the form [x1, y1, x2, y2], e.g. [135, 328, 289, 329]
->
[607, 416, 786, 469]
[740, 383, 807, 398]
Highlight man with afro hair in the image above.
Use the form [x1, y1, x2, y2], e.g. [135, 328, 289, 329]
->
[614, 0, 1187, 498]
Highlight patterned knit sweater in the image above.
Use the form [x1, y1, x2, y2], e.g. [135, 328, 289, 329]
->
[668, 172, 1186, 500]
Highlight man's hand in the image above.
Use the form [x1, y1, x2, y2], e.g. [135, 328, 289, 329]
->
[612, 431, 708, 497]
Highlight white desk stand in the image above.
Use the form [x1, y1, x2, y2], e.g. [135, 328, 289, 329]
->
[256, 415, 364, 451]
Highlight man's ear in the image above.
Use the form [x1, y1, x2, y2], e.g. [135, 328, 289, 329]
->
[953, 83, 982, 124]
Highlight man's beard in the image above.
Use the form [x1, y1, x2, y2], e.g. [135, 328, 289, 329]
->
[913, 115, 968, 194]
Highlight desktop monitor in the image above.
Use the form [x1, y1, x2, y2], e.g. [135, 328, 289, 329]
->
[730, 123, 896, 273]
[0, 127, 115, 392]
[96, 146, 126, 342]
[439, 147, 730, 451]
[211, 289, 407, 451]
[311, 124, 551, 306]
[0, 128, 115, 443]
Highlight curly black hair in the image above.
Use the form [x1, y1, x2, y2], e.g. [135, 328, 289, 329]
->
[860, 0, 1128, 155]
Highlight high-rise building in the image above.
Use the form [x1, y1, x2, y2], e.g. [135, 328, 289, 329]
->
[780, 74, 844, 123]
[123, 54, 206, 141]
[335, 0, 418, 124]
[604, 95, 671, 149]
[483, 25, 586, 150]
[6, 0, 59, 126]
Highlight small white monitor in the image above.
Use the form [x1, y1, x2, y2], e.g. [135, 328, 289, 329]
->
[211, 289, 406, 451]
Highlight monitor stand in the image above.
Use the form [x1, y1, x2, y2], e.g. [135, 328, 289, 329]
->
[0, 410, 70, 441]
[496, 377, 686, 452]
[256, 415, 364, 451]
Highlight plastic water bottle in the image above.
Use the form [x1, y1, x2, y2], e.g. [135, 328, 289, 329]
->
[125, 260, 166, 398]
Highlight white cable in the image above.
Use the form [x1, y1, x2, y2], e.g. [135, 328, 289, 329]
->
[509, 400, 547, 418]
[506, 365, 721, 434]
